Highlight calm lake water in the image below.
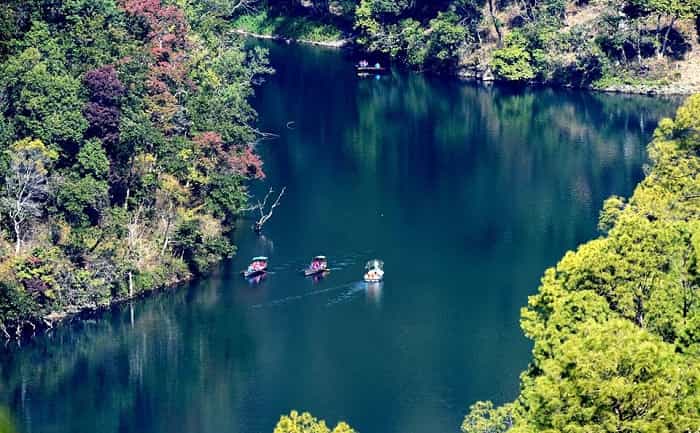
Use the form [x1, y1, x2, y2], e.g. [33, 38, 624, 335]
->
[0, 41, 679, 433]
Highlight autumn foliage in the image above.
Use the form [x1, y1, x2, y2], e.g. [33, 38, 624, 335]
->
[0, 0, 270, 335]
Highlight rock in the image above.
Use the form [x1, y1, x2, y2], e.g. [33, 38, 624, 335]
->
[482, 67, 495, 82]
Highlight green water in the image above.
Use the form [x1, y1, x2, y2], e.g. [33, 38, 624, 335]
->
[0, 41, 679, 433]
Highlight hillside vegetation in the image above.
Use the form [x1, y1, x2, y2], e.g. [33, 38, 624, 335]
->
[236, 0, 700, 92]
[0, 0, 270, 337]
[460, 93, 700, 432]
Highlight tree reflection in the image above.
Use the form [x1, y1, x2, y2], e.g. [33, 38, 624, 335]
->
[0, 407, 17, 433]
[344, 74, 678, 253]
[0, 278, 256, 433]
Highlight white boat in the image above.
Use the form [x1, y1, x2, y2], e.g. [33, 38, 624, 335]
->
[363, 259, 384, 282]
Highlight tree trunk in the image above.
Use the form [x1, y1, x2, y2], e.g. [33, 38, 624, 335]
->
[0, 323, 9, 339]
[160, 231, 170, 256]
[659, 16, 676, 58]
[487, 0, 502, 47]
[13, 220, 21, 255]
[635, 294, 645, 327]
[637, 21, 643, 65]
[124, 187, 130, 210]
[160, 215, 171, 256]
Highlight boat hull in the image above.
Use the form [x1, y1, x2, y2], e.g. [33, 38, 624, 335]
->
[356, 67, 388, 75]
[304, 268, 329, 277]
[242, 269, 267, 279]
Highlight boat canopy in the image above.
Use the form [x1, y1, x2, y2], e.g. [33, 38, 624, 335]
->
[313, 256, 328, 261]
[365, 259, 384, 270]
[252, 256, 268, 262]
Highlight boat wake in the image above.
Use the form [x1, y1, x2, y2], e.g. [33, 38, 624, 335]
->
[264, 251, 368, 274]
[250, 282, 356, 309]
[326, 282, 368, 306]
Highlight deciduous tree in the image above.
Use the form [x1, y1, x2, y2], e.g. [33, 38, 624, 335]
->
[1, 138, 57, 254]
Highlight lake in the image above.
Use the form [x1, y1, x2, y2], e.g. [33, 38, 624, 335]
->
[0, 41, 679, 433]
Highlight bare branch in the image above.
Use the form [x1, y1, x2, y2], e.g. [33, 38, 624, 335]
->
[250, 128, 280, 141]
[680, 193, 700, 201]
[241, 186, 286, 233]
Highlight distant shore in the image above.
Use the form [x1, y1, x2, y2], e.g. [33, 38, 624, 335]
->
[232, 29, 351, 48]
[236, 30, 696, 96]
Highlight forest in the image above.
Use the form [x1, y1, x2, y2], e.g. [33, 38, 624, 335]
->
[271, 94, 700, 432]
[0, 1, 699, 433]
[0, 0, 271, 337]
[233, 0, 700, 90]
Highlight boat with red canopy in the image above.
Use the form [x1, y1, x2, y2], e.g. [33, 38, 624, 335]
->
[303, 256, 329, 277]
[242, 256, 268, 279]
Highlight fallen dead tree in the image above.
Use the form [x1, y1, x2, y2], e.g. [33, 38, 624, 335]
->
[242, 186, 287, 234]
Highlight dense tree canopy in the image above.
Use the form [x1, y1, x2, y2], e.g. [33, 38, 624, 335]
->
[273, 411, 356, 433]
[243, 0, 700, 86]
[462, 94, 700, 433]
[0, 0, 270, 336]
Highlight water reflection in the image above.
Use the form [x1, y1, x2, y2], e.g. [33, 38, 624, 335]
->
[308, 273, 329, 284]
[253, 233, 275, 254]
[247, 273, 267, 285]
[0, 407, 17, 433]
[365, 282, 383, 305]
[0, 274, 257, 433]
[0, 41, 681, 433]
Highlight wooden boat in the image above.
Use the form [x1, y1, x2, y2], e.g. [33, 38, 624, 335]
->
[364, 259, 384, 282]
[303, 256, 329, 277]
[355, 65, 388, 75]
[242, 256, 268, 279]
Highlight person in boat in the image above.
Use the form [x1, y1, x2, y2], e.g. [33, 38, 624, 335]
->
[366, 268, 383, 280]
[375, 62, 381, 69]
[359, 59, 368, 68]
[310, 257, 327, 271]
[249, 258, 267, 272]
[364, 259, 384, 281]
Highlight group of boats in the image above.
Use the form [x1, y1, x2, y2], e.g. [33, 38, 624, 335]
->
[355, 60, 388, 77]
[241, 256, 385, 283]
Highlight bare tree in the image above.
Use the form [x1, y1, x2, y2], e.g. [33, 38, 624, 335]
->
[125, 203, 148, 297]
[155, 174, 188, 257]
[1, 139, 54, 255]
[242, 187, 287, 233]
[486, 0, 502, 46]
[203, 0, 259, 18]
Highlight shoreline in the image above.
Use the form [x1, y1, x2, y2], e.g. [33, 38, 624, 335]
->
[457, 74, 695, 96]
[7, 273, 194, 342]
[8, 32, 689, 342]
[235, 31, 697, 96]
[232, 29, 352, 48]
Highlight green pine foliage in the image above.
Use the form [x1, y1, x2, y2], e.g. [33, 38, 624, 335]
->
[462, 94, 700, 433]
[273, 411, 356, 433]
